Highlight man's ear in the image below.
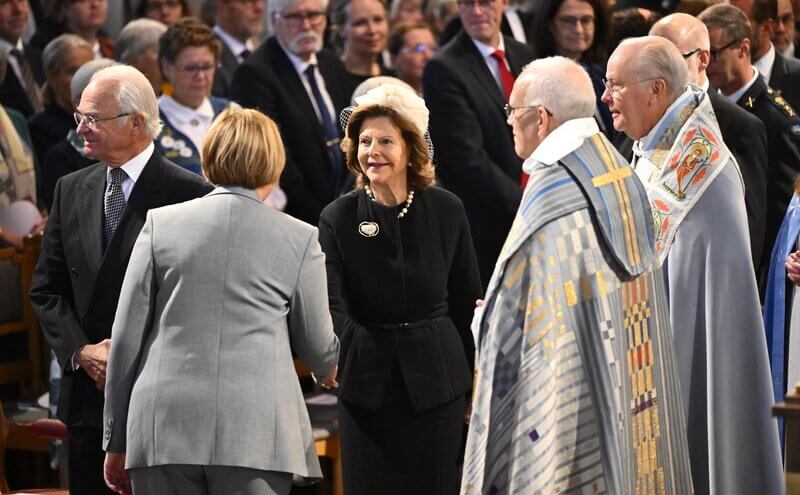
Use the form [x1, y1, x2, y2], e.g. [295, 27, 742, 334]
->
[650, 78, 668, 100]
[129, 114, 145, 135]
[698, 49, 711, 73]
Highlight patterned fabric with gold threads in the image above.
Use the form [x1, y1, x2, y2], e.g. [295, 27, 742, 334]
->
[462, 129, 692, 494]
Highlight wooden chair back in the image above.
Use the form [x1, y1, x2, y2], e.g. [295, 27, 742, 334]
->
[0, 233, 44, 397]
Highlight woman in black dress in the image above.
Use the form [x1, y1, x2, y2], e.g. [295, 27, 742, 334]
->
[318, 84, 481, 494]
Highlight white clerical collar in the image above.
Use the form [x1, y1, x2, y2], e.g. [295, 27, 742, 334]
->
[0, 37, 22, 55]
[524, 117, 599, 171]
[277, 37, 319, 76]
[636, 87, 694, 152]
[471, 36, 506, 59]
[107, 142, 154, 184]
[753, 43, 776, 82]
[213, 25, 254, 59]
[725, 66, 760, 104]
[158, 95, 214, 124]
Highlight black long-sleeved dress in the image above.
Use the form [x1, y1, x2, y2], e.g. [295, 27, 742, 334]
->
[318, 186, 482, 494]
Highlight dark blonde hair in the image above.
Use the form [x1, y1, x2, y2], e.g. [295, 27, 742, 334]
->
[202, 108, 286, 188]
[342, 104, 435, 191]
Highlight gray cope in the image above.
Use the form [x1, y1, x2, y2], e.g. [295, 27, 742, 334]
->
[103, 167, 127, 248]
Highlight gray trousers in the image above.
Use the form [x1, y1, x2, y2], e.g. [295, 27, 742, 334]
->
[129, 465, 292, 495]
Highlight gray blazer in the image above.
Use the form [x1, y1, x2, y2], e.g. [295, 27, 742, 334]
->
[102, 186, 339, 480]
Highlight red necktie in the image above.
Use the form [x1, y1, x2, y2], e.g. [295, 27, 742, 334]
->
[490, 50, 528, 188]
[490, 49, 515, 102]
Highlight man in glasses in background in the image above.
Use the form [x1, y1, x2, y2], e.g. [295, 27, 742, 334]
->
[211, 0, 264, 97]
[423, 0, 533, 287]
[650, 13, 769, 279]
[30, 65, 212, 495]
[603, 35, 783, 494]
[231, 0, 357, 225]
[388, 21, 436, 95]
[701, 4, 800, 289]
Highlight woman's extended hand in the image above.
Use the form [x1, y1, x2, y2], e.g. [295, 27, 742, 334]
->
[786, 251, 800, 286]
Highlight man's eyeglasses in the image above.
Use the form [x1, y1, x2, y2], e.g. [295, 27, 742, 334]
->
[710, 39, 743, 62]
[276, 11, 326, 27]
[504, 104, 549, 119]
[177, 62, 220, 76]
[74, 112, 132, 128]
[402, 43, 436, 54]
[601, 77, 656, 98]
[456, 0, 495, 10]
[682, 48, 701, 59]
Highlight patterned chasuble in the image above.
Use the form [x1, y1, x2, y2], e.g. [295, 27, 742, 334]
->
[462, 132, 693, 494]
[632, 85, 733, 266]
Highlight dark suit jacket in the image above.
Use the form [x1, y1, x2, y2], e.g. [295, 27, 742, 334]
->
[439, 10, 534, 47]
[0, 43, 44, 118]
[30, 151, 212, 428]
[230, 37, 357, 225]
[769, 50, 800, 115]
[423, 31, 534, 286]
[706, 90, 769, 269]
[211, 35, 239, 98]
[614, 89, 769, 269]
[736, 76, 800, 284]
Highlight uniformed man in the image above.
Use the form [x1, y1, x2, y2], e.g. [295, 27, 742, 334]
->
[701, 3, 800, 282]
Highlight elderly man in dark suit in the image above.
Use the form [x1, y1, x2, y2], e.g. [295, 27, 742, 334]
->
[230, 0, 356, 225]
[30, 65, 212, 495]
[0, 0, 43, 118]
[423, 0, 534, 286]
[211, 0, 264, 97]
[650, 13, 769, 271]
[730, 0, 800, 112]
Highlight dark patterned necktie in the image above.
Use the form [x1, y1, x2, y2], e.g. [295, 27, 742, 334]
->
[304, 64, 344, 191]
[10, 48, 42, 113]
[103, 167, 127, 248]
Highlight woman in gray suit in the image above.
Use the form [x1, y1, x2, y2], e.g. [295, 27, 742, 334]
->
[101, 108, 340, 495]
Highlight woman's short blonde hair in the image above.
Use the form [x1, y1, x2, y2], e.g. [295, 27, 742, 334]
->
[342, 104, 435, 191]
[202, 108, 286, 188]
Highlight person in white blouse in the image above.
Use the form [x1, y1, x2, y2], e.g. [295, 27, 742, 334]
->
[157, 17, 286, 209]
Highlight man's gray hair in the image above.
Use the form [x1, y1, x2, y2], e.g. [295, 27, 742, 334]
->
[42, 34, 92, 75]
[90, 65, 163, 139]
[698, 4, 752, 46]
[267, 0, 329, 20]
[71, 58, 116, 103]
[623, 36, 689, 101]
[517, 56, 596, 122]
[116, 19, 167, 63]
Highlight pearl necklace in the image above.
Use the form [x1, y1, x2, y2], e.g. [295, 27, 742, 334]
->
[365, 185, 415, 219]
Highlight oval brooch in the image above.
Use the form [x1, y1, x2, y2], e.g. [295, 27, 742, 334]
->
[358, 221, 379, 237]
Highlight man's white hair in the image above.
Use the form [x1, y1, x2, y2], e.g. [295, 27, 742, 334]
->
[517, 56, 596, 122]
[267, 0, 329, 21]
[621, 36, 689, 101]
[116, 18, 167, 63]
[89, 65, 163, 139]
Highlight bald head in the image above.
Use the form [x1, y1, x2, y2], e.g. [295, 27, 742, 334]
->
[603, 36, 689, 139]
[650, 13, 711, 85]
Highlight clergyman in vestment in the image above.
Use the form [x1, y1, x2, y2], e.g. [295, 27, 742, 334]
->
[604, 36, 783, 494]
[461, 56, 693, 495]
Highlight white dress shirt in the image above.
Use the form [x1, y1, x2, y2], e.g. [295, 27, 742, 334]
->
[278, 40, 337, 124]
[724, 66, 760, 105]
[470, 36, 509, 94]
[753, 43, 776, 83]
[214, 25, 255, 63]
[0, 37, 29, 93]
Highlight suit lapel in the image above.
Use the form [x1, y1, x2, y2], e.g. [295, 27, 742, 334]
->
[77, 165, 106, 278]
[770, 52, 788, 89]
[269, 39, 326, 144]
[459, 32, 505, 108]
[505, 37, 528, 76]
[90, 152, 165, 310]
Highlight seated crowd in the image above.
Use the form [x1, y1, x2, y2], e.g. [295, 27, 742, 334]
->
[3, 0, 800, 493]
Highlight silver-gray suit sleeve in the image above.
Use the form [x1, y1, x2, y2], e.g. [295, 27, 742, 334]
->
[103, 212, 158, 453]
[288, 228, 340, 377]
